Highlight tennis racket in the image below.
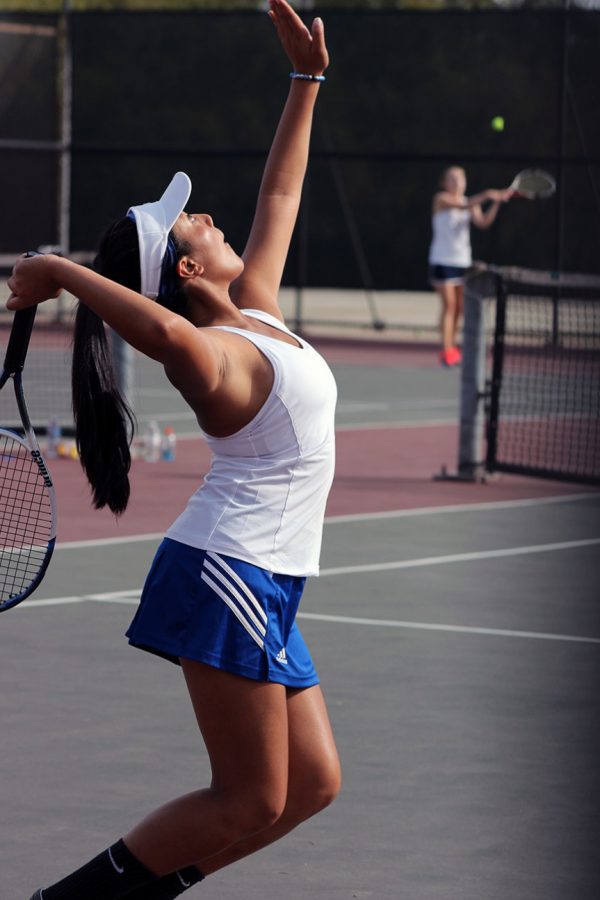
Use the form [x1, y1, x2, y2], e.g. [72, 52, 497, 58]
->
[509, 169, 556, 200]
[0, 253, 57, 611]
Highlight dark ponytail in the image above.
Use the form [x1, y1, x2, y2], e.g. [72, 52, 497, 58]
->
[72, 217, 139, 515]
[72, 217, 191, 515]
[72, 304, 135, 515]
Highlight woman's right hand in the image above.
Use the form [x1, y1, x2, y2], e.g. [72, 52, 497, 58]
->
[486, 188, 514, 204]
[268, 0, 329, 77]
[7, 254, 63, 311]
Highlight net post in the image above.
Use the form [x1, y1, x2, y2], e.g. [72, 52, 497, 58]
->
[455, 274, 488, 480]
[434, 268, 492, 482]
[485, 275, 507, 475]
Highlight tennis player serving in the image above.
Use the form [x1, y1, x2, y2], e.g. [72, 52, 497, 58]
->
[9, 3, 340, 898]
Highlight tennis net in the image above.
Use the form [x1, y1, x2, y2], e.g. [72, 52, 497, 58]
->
[0, 306, 75, 437]
[466, 266, 600, 486]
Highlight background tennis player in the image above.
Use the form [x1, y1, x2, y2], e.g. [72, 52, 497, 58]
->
[428, 166, 513, 367]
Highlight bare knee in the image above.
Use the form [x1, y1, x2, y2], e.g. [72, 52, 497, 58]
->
[217, 785, 287, 843]
[242, 789, 287, 833]
[314, 757, 342, 811]
[289, 756, 342, 821]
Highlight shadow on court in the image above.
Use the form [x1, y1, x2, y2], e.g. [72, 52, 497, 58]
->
[1, 338, 599, 899]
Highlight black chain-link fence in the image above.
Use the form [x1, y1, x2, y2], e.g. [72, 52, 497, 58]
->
[1, 7, 598, 288]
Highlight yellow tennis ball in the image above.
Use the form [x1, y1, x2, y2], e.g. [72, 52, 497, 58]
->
[491, 116, 505, 132]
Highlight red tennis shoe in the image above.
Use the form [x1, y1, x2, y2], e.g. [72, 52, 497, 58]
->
[439, 347, 461, 367]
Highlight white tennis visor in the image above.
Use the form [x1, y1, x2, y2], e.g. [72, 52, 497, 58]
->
[128, 171, 192, 299]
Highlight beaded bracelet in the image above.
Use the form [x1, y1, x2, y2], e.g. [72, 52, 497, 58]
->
[290, 72, 326, 82]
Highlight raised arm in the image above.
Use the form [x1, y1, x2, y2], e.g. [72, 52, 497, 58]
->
[7, 254, 223, 395]
[433, 188, 512, 214]
[470, 189, 513, 229]
[230, 0, 328, 320]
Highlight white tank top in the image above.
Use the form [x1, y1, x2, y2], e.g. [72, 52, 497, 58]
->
[428, 207, 472, 267]
[165, 309, 337, 576]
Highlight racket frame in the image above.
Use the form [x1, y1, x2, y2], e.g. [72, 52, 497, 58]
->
[0, 302, 57, 611]
[510, 168, 556, 200]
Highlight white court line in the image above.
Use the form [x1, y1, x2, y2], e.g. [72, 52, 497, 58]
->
[319, 537, 600, 577]
[339, 399, 457, 411]
[325, 491, 599, 524]
[130, 416, 458, 441]
[22, 589, 140, 609]
[57, 533, 165, 551]
[27, 534, 600, 608]
[19, 589, 600, 646]
[335, 418, 454, 431]
[21, 596, 90, 608]
[161, 418, 457, 441]
[296, 612, 600, 645]
[336, 401, 394, 412]
[136, 396, 455, 411]
[54, 492, 599, 551]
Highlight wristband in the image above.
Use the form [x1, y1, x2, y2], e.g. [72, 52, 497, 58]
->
[290, 72, 326, 82]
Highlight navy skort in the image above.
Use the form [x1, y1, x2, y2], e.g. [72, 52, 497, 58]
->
[428, 263, 468, 285]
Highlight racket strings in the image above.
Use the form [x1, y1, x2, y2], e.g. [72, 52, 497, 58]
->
[0, 433, 53, 603]
[514, 170, 555, 198]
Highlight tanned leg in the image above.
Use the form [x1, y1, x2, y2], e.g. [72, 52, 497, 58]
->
[452, 282, 464, 347]
[436, 282, 457, 353]
[197, 683, 341, 876]
[123, 663, 290, 877]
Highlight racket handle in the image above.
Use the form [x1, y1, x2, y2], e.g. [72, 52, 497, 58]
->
[3, 307, 37, 374]
[3, 251, 42, 374]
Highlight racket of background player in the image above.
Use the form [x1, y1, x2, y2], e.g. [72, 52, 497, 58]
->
[509, 168, 556, 200]
[0, 254, 57, 612]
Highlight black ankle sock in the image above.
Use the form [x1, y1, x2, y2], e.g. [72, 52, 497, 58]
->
[122, 866, 205, 898]
[35, 839, 155, 899]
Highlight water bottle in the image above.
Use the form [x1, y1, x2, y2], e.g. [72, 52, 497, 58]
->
[161, 426, 176, 461]
[144, 420, 161, 462]
[47, 417, 61, 459]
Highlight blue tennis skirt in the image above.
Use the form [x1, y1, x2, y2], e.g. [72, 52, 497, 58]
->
[126, 538, 319, 689]
[428, 263, 468, 285]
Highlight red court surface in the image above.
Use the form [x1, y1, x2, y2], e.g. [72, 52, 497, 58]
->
[51, 423, 597, 544]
